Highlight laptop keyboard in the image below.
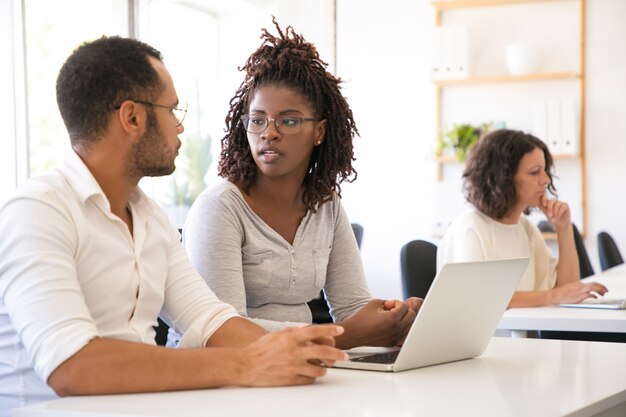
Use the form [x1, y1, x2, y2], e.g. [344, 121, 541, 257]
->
[351, 350, 399, 364]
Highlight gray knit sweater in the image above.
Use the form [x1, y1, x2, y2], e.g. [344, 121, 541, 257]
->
[180, 179, 372, 332]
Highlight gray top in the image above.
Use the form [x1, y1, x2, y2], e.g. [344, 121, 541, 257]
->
[183, 179, 372, 332]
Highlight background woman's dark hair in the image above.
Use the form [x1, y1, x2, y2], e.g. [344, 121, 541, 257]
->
[218, 18, 358, 211]
[463, 129, 556, 219]
[56, 36, 163, 146]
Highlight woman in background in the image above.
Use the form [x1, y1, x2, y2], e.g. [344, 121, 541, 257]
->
[437, 129, 607, 307]
[179, 19, 420, 349]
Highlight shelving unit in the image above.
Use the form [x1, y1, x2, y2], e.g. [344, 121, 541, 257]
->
[432, 0, 587, 235]
[433, 71, 580, 87]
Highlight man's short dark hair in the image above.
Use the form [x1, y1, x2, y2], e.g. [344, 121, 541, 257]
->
[56, 36, 163, 145]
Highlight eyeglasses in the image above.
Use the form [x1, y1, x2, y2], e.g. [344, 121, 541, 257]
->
[241, 114, 317, 135]
[115, 100, 188, 127]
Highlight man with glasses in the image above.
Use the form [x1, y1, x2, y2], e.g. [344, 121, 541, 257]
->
[0, 36, 346, 415]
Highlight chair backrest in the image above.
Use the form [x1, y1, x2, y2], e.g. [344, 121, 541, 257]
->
[308, 223, 365, 324]
[597, 231, 624, 271]
[400, 240, 438, 299]
[351, 223, 364, 249]
[572, 224, 594, 279]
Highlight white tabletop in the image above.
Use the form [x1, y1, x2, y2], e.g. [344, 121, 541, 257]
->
[499, 265, 626, 334]
[13, 337, 626, 417]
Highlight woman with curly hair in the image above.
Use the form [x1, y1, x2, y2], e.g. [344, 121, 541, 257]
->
[178, 19, 420, 349]
[437, 129, 606, 308]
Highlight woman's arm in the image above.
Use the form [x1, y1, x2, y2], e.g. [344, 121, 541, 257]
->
[322, 202, 418, 349]
[322, 202, 371, 323]
[510, 280, 608, 307]
[539, 197, 579, 285]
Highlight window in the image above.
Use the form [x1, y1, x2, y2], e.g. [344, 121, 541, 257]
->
[0, 0, 19, 204]
[137, 0, 219, 227]
[4, 0, 332, 227]
[23, 0, 128, 178]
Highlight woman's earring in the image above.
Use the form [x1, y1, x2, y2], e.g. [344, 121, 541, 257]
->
[316, 140, 322, 146]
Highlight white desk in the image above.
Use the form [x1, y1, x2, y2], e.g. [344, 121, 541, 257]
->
[13, 337, 626, 417]
[499, 265, 626, 336]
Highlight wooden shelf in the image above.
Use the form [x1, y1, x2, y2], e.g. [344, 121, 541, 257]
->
[433, 0, 587, 235]
[437, 152, 579, 165]
[542, 232, 558, 240]
[433, 72, 580, 87]
[436, 154, 460, 163]
[432, 0, 574, 12]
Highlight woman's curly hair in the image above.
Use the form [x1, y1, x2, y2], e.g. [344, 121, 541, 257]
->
[463, 129, 557, 219]
[218, 17, 358, 211]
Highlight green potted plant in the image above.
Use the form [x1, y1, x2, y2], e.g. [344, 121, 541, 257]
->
[442, 122, 490, 162]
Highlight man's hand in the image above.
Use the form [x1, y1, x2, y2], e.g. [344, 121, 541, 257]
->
[238, 325, 347, 387]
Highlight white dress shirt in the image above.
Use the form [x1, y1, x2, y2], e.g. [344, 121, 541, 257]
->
[0, 151, 238, 415]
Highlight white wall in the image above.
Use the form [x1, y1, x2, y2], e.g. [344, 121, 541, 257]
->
[586, 0, 626, 272]
[336, 0, 437, 299]
[205, 0, 335, 183]
[336, 0, 626, 299]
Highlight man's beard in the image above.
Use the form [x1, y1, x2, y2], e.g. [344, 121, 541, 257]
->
[125, 110, 176, 180]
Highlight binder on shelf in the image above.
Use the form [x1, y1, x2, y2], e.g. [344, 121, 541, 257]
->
[546, 99, 561, 154]
[453, 25, 469, 79]
[431, 26, 445, 80]
[431, 25, 469, 81]
[531, 100, 548, 145]
[560, 98, 579, 155]
[441, 25, 456, 79]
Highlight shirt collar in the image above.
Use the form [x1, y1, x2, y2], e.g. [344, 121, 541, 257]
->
[58, 150, 155, 218]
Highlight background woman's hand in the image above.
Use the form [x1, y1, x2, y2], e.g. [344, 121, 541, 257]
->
[539, 196, 571, 230]
[551, 280, 608, 304]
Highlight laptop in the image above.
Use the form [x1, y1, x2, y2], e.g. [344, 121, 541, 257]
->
[333, 257, 529, 372]
[560, 297, 626, 310]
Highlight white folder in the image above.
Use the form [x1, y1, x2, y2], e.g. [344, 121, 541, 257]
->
[560, 98, 579, 155]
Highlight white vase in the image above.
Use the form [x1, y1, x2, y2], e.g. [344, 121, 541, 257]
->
[505, 44, 537, 75]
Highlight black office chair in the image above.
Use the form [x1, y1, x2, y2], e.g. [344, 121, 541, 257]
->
[154, 318, 170, 346]
[597, 231, 624, 272]
[308, 223, 365, 324]
[154, 230, 183, 345]
[400, 240, 438, 299]
[351, 223, 364, 249]
[572, 224, 594, 279]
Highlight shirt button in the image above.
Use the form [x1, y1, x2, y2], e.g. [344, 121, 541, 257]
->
[292, 280, 296, 284]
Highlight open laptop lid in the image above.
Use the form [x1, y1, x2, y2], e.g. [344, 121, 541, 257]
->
[334, 257, 529, 372]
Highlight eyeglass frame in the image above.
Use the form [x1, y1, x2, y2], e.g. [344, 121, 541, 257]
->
[114, 100, 188, 127]
[240, 114, 318, 135]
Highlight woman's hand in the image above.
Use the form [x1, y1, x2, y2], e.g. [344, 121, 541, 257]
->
[550, 280, 609, 304]
[334, 299, 417, 349]
[539, 196, 571, 231]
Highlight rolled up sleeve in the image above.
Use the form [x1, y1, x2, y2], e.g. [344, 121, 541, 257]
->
[0, 196, 99, 382]
[160, 237, 239, 348]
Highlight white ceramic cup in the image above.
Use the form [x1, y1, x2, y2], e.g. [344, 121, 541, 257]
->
[505, 44, 537, 75]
